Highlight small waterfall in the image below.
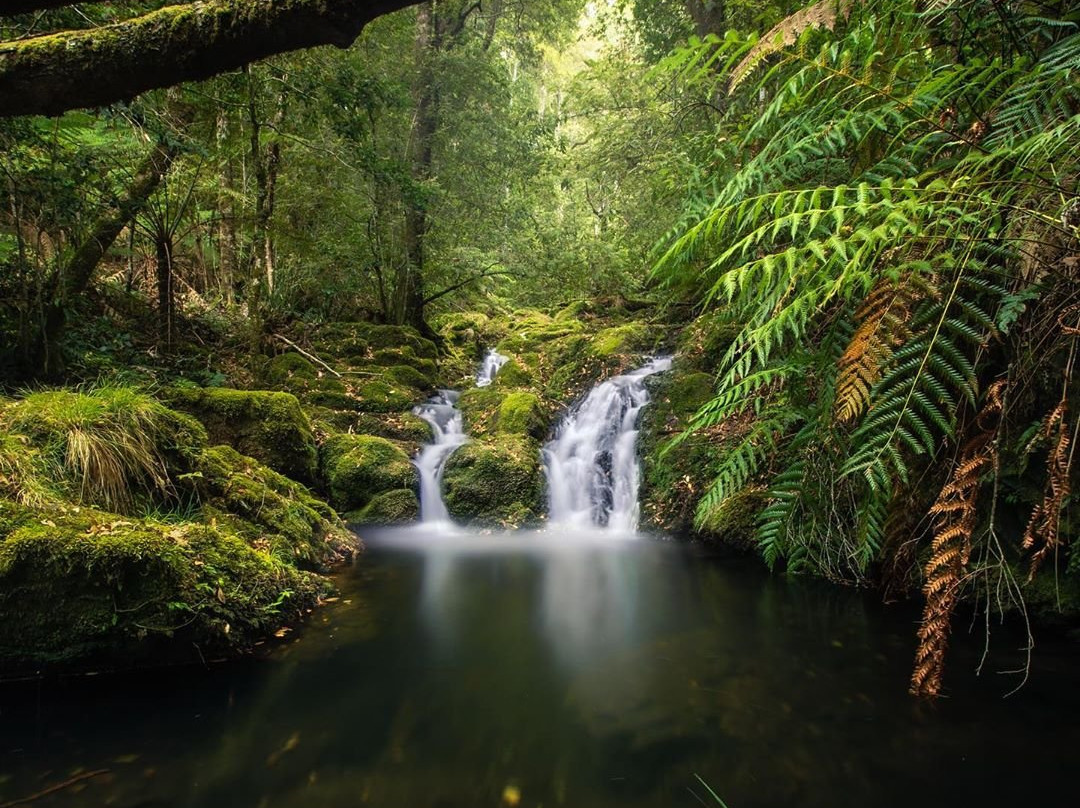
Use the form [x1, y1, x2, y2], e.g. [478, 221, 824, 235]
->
[476, 349, 508, 387]
[413, 390, 468, 523]
[543, 356, 672, 531]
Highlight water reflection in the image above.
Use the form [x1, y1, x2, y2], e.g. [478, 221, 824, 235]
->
[1, 530, 1077, 808]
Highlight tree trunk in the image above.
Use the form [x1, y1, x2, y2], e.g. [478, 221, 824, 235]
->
[399, 2, 439, 331]
[0, 0, 421, 118]
[685, 0, 726, 37]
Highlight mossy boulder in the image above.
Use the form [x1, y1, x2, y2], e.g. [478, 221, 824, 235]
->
[165, 387, 318, 485]
[348, 489, 420, 525]
[262, 351, 354, 405]
[443, 436, 543, 528]
[307, 409, 431, 446]
[194, 445, 356, 569]
[321, 434, 417, 511]
[0, 499, 326, 669]
[315, 322, 437, 361]
[386, 364, 435, 392]
[347, 378, 419, 413]
[494, 357, 533, 388]
[457, 387, 506, 437]
[590, 323, 655, 358]
[497, 392, 547, 440]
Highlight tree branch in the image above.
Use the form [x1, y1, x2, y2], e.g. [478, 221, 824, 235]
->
[422, 268, 516, 306]
[0, 0, 421, 118]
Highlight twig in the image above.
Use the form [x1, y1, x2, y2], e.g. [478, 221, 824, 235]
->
[272, 334, 341, 378]
[0, 769, 111, 808]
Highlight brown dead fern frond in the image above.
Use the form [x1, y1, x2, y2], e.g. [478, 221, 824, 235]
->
[910, 380, 1006, 698]
[729, 0, 856, 94]
[835, 273, 924, 423]
[1022, 399, 1071, 578]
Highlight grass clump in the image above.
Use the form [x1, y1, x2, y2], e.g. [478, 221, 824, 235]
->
[0, 386, 206, 513]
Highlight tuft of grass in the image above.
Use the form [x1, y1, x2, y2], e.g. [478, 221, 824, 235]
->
[0, 385, 203, 512]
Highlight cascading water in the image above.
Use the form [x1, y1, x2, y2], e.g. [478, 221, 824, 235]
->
[476, 349, 508, 387]
[413, 390, 468, 524]
[413, 348, 508, 524]
[543, 356, 672, 531]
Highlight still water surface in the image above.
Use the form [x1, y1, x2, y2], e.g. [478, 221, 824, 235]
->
[1, 528, 1077, 807]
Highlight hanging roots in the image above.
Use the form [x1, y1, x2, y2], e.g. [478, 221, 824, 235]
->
[910, 380, 1006, 698]
[1022, 399, 1072, 578]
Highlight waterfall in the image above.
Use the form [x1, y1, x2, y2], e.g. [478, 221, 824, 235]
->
[413, 390, 468, 524]
[543, 357, 672, 531]
[476, 349, 508, 387]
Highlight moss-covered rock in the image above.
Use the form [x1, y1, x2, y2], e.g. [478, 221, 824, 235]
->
[590, 322, 655, 358]
[315, 322, 437, 361]
[0, 499, 326, 669]
[321, 434, 417, 511]
[194, 445, 356, 569]
[348, 489, 420, 525]
[386, 364, 435, 392]
[307, 409, 431, 446]
[165, 387, 318, 485]
[639, 365, 725, 537]
[443, 436, 543, 528]
[494, 357, 533, 388]
[262, 352, 354, 409]
[457, 387, 506, 437]
[497, 392, 547, 440]
[349, 378, 422, 414]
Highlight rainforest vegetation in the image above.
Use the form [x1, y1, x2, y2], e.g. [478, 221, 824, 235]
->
[1, 0, 1079, 721]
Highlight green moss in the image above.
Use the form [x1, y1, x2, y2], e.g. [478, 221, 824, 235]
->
[696, 486, 768, 549]
[264, 352, 319, 387]
[496, 392, 548, 440]
[165, 387, 318, 484]
[321, 434, 417, 511]
[262, 353, 351, 409]
[443, 436, 543, 528]
[494, 358, 532, 388]
[350, 379, 420, 413]
[308, 409, 432, 445]
[590, 323, 654, 357]
[555, 300, 594, 321]
[639, 364, 724, 537]
[457, 387, 506, 437]
[349, 489, 420, 525]
[386, 364, 434, 391]
[0, 500, 325, 668]
[194, 445, 356, 569]
[315, 322, 437, 361]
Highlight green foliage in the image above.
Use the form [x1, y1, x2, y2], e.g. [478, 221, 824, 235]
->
[653, 0, 1080, 587]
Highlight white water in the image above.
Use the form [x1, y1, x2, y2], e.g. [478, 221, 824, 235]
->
[476, 349, 508, 387]
[543, 356, 672, 531]
[413, 390, 468, 524]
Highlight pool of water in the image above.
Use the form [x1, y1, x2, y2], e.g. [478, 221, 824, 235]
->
[1, 527, 1077, 807]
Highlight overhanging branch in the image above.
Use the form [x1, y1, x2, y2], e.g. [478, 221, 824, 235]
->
[0, 0, 421, 118]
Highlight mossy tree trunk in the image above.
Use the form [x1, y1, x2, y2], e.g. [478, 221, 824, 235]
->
[0, 0, 421, 118]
